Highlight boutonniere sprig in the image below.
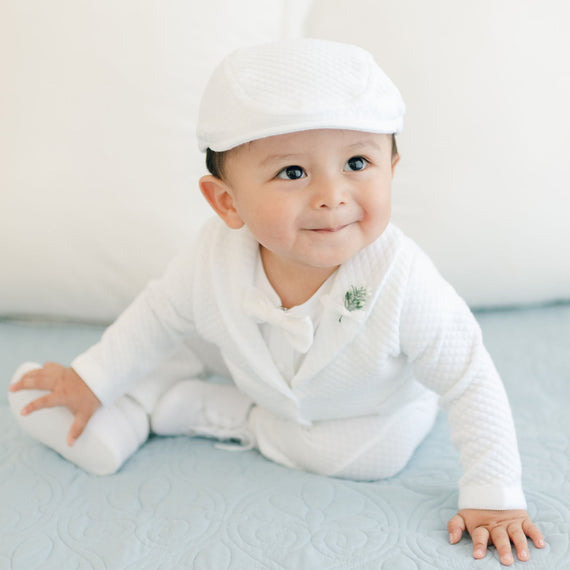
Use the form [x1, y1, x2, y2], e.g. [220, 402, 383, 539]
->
[320, 284, 370, 324]
[339, 285, 369, 323]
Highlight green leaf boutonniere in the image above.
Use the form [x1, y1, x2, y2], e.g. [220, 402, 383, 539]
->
[340, 285, 369, 322]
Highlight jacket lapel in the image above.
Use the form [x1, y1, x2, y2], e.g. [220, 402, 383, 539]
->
[211, 223, 296, 399]
[291, 224, 403, 388]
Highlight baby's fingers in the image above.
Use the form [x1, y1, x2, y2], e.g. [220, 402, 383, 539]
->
[447, 514, 466, 544]
[20, 392, 63, 416]
[67, 412, 91, 446]
[470, 526, 490, 560]
[490, 526, 514, 565]
[522, 519, 546, 549]
[9, 369, 52, 392]
[508, 524, 529, 562]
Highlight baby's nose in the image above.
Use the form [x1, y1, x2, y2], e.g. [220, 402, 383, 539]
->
[312, 179, 347, 209]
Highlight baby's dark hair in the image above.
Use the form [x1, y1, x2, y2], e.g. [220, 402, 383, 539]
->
[205, 147, 231, 180]
[205, 134, 399, 180]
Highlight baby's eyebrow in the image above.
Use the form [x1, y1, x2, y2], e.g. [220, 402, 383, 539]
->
[258, 138, 383, 168]
[346, 140, 382, 153]
[259, 153, 301, 167]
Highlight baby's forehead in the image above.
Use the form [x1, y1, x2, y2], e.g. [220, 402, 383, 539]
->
[227, 130, 391, 168]
[246, 129, 390, 152]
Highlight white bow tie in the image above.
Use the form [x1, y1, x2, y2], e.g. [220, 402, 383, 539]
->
[242, 287, 314, 353]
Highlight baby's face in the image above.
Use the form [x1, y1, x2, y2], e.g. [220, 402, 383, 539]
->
[222, 129, 397, 275]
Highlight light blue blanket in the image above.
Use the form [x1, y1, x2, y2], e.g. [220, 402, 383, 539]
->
[1, 304, 569, 569]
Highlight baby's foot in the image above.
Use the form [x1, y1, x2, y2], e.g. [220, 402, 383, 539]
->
[151, 379, 253, 445]
[8, 362, 149, 475]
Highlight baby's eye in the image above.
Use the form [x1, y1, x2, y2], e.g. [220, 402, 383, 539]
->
[344, 156, 368, 172]
[276, 165, 306, 180]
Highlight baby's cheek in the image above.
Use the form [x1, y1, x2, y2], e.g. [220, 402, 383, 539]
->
[256, 226, 293, 255]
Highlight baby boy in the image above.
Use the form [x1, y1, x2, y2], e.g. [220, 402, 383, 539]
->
[9, 39, 544, 565]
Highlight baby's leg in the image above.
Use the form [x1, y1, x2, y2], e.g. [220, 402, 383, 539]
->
[8, 344, 206, 475]
[248, 393, 439, 480]
[8, 363, 149, 476]
[151, 379, 254, 445]
[127, 341, 205, 415]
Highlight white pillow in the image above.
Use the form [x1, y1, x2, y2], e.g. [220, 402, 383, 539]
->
[306, 0, 570, 308]
[0, 0, 312, 322]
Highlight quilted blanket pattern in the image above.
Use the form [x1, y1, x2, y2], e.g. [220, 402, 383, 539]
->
[1, 304, 569, 569]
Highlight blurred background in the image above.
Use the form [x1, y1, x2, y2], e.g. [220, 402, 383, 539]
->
[1, 0, 568, 323]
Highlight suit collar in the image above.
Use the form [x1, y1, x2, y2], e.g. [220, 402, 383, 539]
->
[292, 224, 403, 386]
[211, 221, 404, 395]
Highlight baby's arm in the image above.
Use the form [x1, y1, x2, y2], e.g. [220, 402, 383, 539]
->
[448, 509, 544, 565]
[71, 242, 200, 408]
[9, 362, 100, 445]
[399, 249, 544, 563]
[9, 235, 200, 442]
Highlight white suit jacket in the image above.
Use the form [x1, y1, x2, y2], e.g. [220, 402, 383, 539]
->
[73, 218, 526, 510]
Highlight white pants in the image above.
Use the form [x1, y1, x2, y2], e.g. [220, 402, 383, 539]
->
[11, 340, 439, 479]
[130, 342, 439, 481]
[249, 394, 438, 481]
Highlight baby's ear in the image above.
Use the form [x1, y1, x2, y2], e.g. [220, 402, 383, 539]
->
[199, 175, 245, 229]
[391, 153, 400, 177]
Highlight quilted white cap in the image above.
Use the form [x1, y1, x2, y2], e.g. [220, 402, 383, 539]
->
[197, 38, 405, 152]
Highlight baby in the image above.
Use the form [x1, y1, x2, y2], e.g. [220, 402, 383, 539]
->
[9, 39, 544, 565]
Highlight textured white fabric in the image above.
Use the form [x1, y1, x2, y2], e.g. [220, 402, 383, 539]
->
[249, 391, 438, 481]
[71, 218, 526, 509]
[197, 39, 405, 152]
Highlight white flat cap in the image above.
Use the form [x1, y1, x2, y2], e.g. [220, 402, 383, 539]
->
[197, 38, 405, 152]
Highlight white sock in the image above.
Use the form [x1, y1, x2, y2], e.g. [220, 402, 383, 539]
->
[8, 362, 149, 476]
[151, 379, 253, 445]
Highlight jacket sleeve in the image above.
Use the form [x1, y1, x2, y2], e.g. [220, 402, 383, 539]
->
[71, 244, 199, 407]
[399, 247, 526, 510]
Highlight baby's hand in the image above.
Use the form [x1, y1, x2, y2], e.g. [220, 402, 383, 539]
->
[9, 362, 101, 446]
[448, 509, 545, 565]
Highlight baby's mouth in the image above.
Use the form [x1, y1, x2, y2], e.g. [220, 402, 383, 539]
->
[309, 223, 350, 233]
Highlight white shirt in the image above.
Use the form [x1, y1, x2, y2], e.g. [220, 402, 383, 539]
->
[254, 255, 334, 381]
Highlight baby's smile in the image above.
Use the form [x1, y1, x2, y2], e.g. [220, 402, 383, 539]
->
[306, 222, 352, 233]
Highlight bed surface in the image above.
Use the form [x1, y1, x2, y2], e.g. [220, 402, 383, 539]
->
[1, 304, 569, 569]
